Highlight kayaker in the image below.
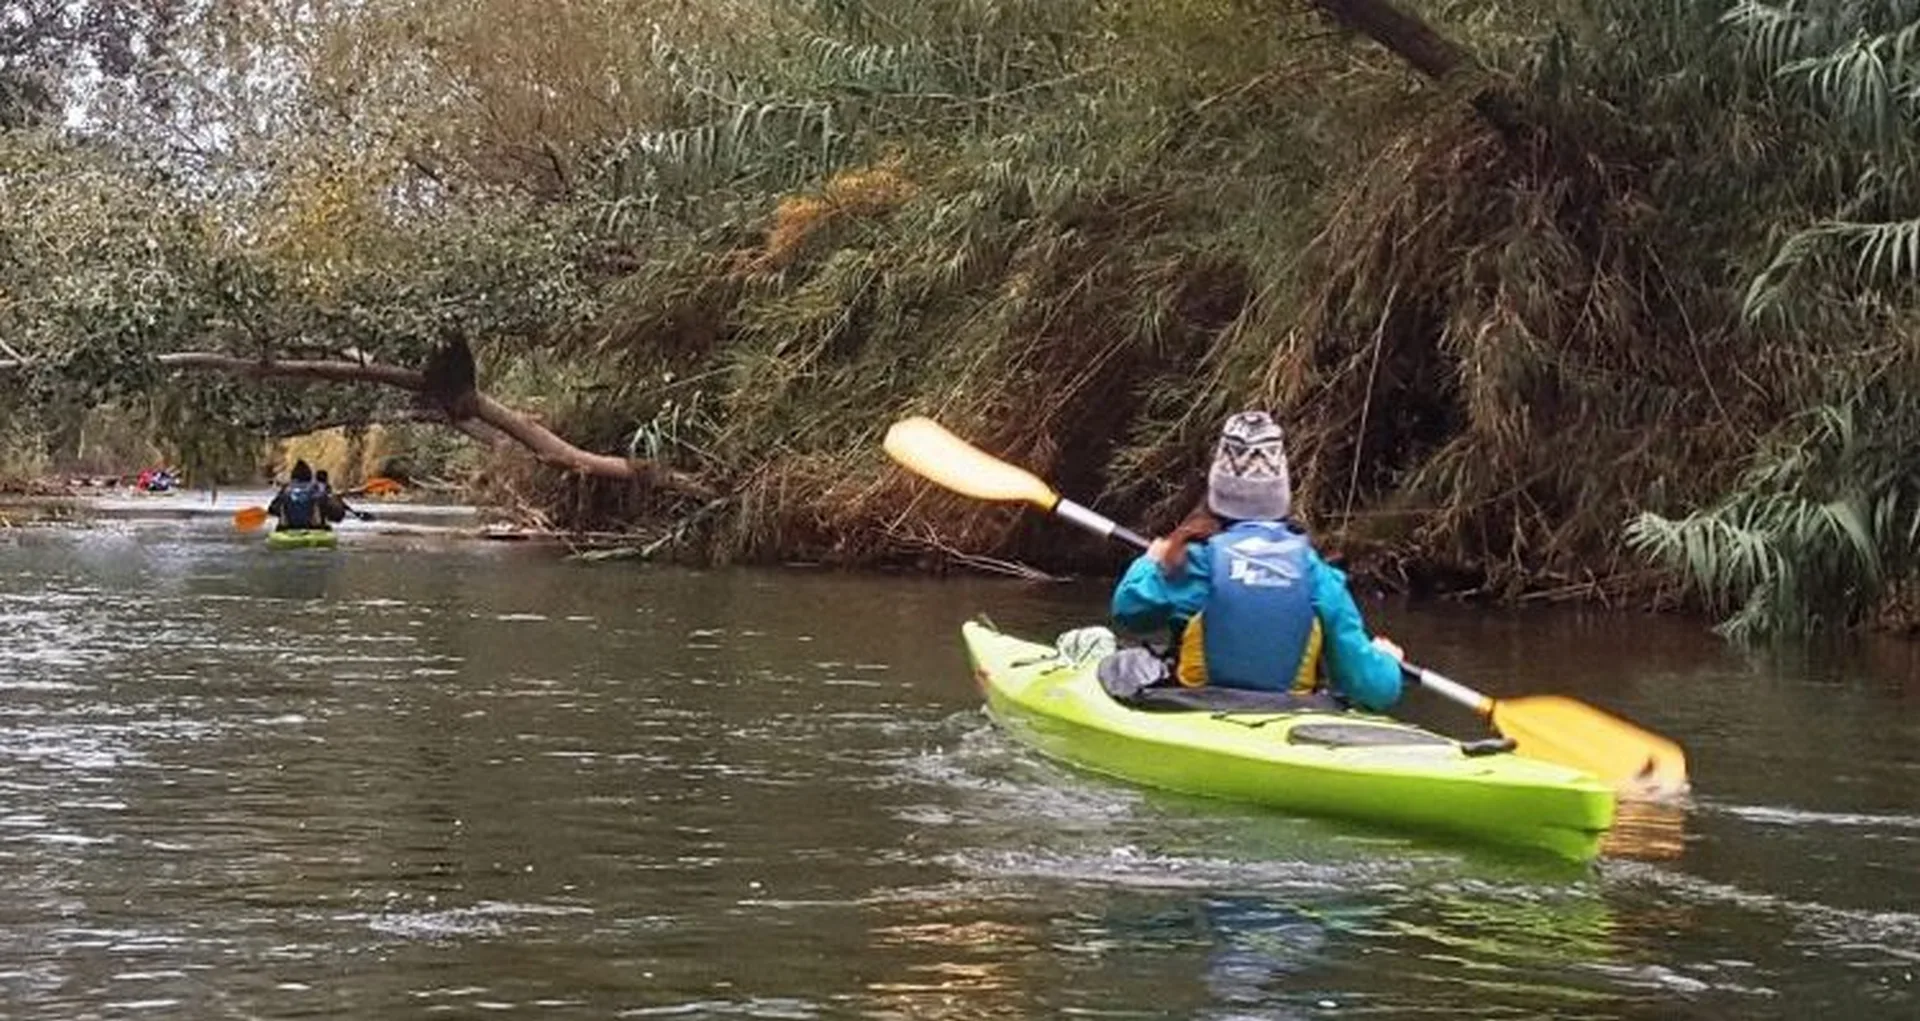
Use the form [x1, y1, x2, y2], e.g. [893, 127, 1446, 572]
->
[1110, 411, 1405, 712]
[315, 469, 342, 523]
[314, 469, 373, 525]
[266, 460, 326, 531]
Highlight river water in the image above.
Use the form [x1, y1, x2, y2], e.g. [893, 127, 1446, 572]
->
[0, 522, 1913, 1019]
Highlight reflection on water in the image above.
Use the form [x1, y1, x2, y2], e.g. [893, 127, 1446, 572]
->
[0, 524, 1913, 1019]
[1194, 896, 1330, 1008]
[1603, 799, 1692, 862]
[865, 914, 1038, 1020]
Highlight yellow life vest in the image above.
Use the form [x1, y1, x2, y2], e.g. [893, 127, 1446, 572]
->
[1176, 612, 1323, 692]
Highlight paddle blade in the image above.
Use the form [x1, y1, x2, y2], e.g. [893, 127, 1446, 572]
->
[1491, 695, 1690, 799]
[232, 506, 269, 532]
[883, 417, 1059, 510]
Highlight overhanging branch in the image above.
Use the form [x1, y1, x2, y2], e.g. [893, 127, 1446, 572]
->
[156, 352, 425, 388]
[152, 352, 715, 498]
[1306, 0, 1528, 138]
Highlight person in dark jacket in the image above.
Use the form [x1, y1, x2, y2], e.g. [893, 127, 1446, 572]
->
[266, 460, 325, 531]
[314, 469, 374, 526]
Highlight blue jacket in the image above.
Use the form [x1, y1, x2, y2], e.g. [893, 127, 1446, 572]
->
[1110, 535, 1403, 712]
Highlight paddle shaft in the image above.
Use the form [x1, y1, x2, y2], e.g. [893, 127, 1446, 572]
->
[1052, 498, 1152, 551]
[1401, 665, 1494, 714]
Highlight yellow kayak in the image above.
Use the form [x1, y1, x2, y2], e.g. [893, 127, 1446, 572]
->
[962, 621, 1616, 861]
[266, 529, 338, 549]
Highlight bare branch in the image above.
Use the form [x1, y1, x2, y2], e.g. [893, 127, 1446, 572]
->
[155, 352, 426, 388]
[147, 352, 715, 498]
[1306, 0, 1528, 137]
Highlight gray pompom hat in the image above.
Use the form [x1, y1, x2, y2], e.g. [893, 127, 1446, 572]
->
[1206, 411, 1291, 521]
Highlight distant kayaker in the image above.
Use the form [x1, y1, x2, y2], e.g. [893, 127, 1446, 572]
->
[314, 469, 373, 526]
[315, 469, 342, 523]
[266, 460, 326, 531]
[1110, 411, 1406, 712]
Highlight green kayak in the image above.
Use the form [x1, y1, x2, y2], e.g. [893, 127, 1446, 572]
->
[266, 528, 339, 549]
[961, 621, 1616, 861]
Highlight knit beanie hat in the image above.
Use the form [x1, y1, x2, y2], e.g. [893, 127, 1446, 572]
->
[1206, 411, 1291, 521]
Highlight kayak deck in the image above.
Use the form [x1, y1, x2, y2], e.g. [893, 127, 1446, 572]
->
[266, 529, 338, 549]
[961, 621, 1615, 862]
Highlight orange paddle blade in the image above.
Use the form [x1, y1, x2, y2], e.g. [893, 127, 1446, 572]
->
[883, 417, 1060, 510]
[232, 506, 269, 531]
[1491, 695, 1690, 799]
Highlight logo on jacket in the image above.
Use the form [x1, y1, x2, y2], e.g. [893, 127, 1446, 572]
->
[1222, 535, 1304, 587]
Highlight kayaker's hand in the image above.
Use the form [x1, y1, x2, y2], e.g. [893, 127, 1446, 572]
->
[1147, 538, 1176, 575]
[1371, 635, 1404, 661]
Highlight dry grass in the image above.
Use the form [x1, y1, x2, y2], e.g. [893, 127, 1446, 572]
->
[756, 158, 918, 270]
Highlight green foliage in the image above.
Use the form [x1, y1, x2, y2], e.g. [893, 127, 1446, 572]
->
[485, 0, 1385, 548]
[1617, 0, 1920, 636]
[1725, 1, 1920, 321]
[1627, 391, 1920, 640]
[0, 0, 184, 126]
[0, 115, 600, 480]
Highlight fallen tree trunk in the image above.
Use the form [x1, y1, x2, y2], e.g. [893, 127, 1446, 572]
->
[1307, 0, 1528, 137]
[150, 352, 716, 498]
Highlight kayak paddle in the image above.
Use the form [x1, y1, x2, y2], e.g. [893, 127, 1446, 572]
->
[882, 415, 1690, 798]
[233, 506, 270, 531]
[1402, 665, 1689, 798]
[883, 416, 1152, 549]
[232, 506, 374, 529]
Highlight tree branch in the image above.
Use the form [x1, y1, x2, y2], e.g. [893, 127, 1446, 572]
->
[151, 352, 715, 498]
[1306, 0, 1529, 138]
[1310, 0, 1467, 80]
[156, 352, 425, 388]
[445, 414, 514, 448]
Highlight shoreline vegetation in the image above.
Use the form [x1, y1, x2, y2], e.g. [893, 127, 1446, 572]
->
[1, 1, 1917, 640]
